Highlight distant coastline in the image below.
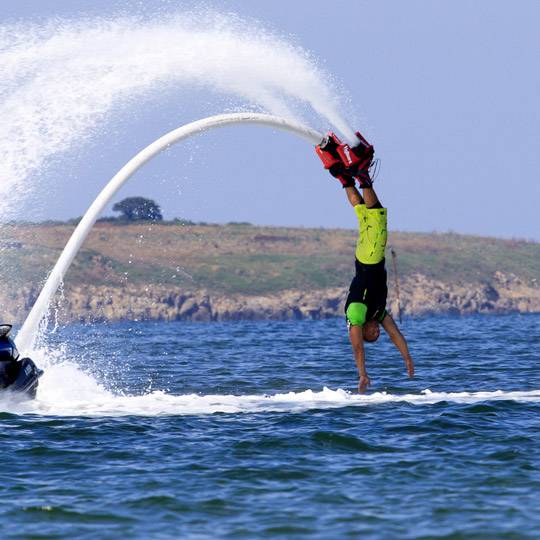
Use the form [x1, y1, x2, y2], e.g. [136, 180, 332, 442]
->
[1, 222, 539, 323]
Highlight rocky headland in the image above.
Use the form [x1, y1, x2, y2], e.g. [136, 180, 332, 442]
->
[1, 223, 539, 324]
[2, 271, 538, 324]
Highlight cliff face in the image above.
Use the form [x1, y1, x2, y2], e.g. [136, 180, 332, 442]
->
[2, 271, 538, 324]
[389, 271, 540, 317]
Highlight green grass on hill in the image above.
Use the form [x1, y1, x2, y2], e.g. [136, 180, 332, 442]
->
[1, 223, 539, 294]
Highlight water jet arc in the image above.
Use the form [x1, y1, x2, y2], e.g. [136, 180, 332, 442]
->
[16, 113, 324, 352]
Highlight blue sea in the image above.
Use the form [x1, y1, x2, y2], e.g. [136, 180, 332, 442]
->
[1, 314, 540, 539]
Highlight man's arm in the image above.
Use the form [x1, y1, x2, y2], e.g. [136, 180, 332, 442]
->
[381, 314, 415, 378]
[349, 325, 371, 392]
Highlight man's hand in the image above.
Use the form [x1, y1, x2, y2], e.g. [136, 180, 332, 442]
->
[358, 374, 371, 393]
[405, 356, 415, 378]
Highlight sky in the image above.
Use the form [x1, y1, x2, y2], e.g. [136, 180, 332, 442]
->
[2, 0, 540, 240]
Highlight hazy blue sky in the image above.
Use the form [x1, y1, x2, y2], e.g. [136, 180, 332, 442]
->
[2, 0, 540, 240]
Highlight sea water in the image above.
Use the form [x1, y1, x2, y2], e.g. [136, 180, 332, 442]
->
[1, 314, 539, 538]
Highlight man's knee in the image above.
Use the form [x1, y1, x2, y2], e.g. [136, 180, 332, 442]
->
[366, 201, 383, 209]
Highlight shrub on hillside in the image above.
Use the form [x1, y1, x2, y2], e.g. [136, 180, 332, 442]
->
[112, 197, 163, 222]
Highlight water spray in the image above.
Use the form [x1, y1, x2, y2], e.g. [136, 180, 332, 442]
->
[0, 14, 357, 217]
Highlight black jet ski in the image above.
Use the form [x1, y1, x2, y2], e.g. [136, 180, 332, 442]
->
[0, 324, 43, 399]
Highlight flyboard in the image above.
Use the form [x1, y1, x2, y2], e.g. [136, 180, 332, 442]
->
[7, 113, 325, 400]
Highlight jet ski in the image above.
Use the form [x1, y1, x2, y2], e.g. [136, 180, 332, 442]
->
[0, 324, 43, 399]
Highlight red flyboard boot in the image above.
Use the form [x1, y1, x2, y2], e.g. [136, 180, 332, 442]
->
[336, 131, 375, 188]
[315, 132, 355, 188]
[315, 132, 343, 170]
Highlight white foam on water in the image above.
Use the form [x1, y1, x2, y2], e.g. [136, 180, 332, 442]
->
[0, 11, 355, 218]
[2, 347, 540, 417]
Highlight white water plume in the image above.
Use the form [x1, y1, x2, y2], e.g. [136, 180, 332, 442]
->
[0, 11, 355, 218]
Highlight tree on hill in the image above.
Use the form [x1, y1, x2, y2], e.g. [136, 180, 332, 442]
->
[112, 197, 163, 222]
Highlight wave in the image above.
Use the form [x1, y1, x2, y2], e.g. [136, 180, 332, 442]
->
[2, 360, 539, 418]
[2, 343, 538, 418]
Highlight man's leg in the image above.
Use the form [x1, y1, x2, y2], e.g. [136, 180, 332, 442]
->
[344, 186, 364, 208]
[362, 186, 381, 209]
[344, 184, 382, 209]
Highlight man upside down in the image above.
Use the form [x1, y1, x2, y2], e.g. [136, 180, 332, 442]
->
[316, 130, 415, 393]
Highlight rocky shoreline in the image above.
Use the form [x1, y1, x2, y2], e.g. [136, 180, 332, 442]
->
[1, 271, 538, 324]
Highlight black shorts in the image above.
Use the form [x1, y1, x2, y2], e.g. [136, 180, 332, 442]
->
[345, 258, 388, 321]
